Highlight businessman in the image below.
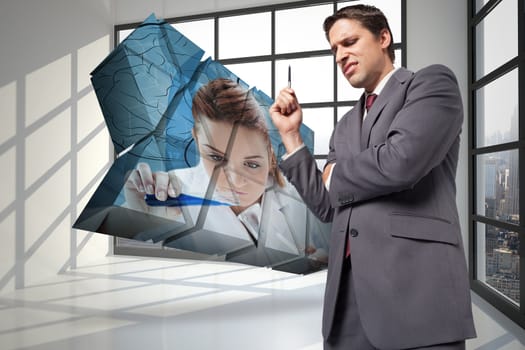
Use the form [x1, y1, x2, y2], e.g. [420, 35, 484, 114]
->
[270, 4, 476, 350]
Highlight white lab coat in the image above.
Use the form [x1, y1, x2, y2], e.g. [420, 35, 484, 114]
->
[162, 163, 331, 262]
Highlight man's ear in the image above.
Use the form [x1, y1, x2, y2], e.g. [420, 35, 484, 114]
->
[379, 28, 391, 49]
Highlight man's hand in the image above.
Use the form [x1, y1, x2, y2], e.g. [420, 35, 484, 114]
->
[270, 87, 304, 153]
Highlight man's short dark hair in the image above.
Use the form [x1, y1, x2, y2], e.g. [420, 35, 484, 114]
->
[323, 4, 395, 63]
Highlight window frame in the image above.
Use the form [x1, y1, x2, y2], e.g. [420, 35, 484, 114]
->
[468, 0, 525, 328]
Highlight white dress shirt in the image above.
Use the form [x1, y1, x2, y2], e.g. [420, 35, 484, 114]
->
[324, 66, 399, 190]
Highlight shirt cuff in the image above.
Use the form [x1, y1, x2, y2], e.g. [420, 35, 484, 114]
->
[324, 163, 335, 191]
[281, 143, 306, 161]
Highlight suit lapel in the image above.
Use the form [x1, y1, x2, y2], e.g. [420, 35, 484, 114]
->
[360, 67, 412, 150]
[361, 93, 386, 149]
[348, 99, 364, 153]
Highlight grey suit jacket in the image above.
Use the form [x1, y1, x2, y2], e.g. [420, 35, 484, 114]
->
[280, 65, 476, 349]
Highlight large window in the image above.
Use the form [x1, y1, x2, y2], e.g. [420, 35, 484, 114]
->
[113, 0, 405, 258]
[469, 0, 524, 328]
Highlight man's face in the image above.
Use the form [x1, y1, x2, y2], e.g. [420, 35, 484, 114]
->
[328, 18, 392, 93]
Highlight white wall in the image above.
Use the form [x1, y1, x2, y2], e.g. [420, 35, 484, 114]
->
[0, 0, 115, 294]
[405, 0, 470, 255]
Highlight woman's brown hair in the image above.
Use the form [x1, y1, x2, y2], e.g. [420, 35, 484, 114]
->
[192, 78, 285, 187]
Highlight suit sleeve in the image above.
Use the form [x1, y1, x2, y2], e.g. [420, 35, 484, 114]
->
[330, 64, 463, 207]
[279, 147, 334, 223]
[326, 132, 337, 166]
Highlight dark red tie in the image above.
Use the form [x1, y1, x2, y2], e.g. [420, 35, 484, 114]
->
[365, 93, 377, 112]
[346, 234, 351, 257]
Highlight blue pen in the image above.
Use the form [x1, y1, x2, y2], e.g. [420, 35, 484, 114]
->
[144, 193, 232, 207]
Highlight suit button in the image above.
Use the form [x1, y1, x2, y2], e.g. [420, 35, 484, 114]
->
[350, 229, 358, 237]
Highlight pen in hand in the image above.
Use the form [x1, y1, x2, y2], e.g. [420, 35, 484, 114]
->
[288, 65, 292, 88]
[144, 193, 232, 207]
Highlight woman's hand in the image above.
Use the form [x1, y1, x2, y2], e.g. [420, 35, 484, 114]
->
[124, 162, 182, 217]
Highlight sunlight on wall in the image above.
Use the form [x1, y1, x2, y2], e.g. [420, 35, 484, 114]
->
[75, 34, 112, 198]
[25, 108, 71, 189]
[0, 15, 112, 293]
[25, 55, 71, 127]
[0, 82, 16, 145]
[25, 217, 71, 287]
[25, 162, 71, 250]
[77, 91, 105, 142]
[0, 81, 16, 292]
[0, 148, 15, 213]
[77, 128, 111, 197]
[77, 36, 110, 92]
[0, 212, 15, 291]
[73, 34, 113, 267]
[75, 231, 110, 266]
[75, 181, 110, 266]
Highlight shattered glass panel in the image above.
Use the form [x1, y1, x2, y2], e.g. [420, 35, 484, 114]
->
[74, 14, 330, 275]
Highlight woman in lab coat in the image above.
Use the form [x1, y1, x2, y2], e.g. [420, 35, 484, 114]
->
[124, 78, 330, 273]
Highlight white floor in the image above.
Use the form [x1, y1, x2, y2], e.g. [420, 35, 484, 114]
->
[0, 256, 524, 350]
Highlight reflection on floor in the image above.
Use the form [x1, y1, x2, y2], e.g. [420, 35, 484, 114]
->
[1, 256, 525, 350]
[0, 256, 326, 350]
